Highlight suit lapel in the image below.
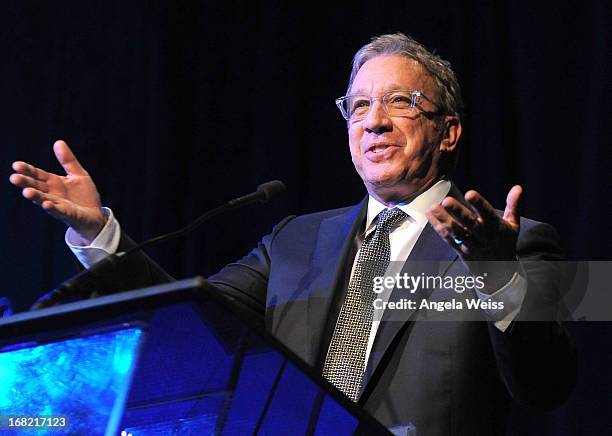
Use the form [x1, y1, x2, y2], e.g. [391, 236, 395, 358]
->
[306, 197, 367, 368]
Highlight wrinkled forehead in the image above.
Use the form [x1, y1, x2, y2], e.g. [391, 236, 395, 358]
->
[349, 54, 437, 97]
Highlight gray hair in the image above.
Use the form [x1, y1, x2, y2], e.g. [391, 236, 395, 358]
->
[348, 33, 464, 121]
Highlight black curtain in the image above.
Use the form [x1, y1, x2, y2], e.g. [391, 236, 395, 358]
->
[1, 1, 611, 434]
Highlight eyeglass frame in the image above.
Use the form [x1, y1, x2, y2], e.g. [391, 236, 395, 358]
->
[335, 89, 444, 122]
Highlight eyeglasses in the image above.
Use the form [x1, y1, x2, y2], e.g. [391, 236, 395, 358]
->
[335, 89, 440, 122]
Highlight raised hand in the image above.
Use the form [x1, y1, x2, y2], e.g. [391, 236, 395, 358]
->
[426, 185, 523, 293]
[9, 140, 106, 243]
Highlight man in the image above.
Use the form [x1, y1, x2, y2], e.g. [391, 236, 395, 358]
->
[10, 33, 574, 435]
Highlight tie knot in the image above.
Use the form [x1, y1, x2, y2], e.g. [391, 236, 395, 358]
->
[376, 208, 406, 233]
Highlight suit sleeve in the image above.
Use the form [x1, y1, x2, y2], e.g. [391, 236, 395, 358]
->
[487, 221, 577, 410]
[207, 215, 295, 316]
[97, 216, 295, 321]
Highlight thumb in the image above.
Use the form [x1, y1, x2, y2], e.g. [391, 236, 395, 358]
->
[53, 140, 88, 176]
[503, 185, 522, 226]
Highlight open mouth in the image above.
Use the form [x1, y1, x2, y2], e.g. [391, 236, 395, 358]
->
[366, 143, 397, 155]
[369, 144, 392, 153]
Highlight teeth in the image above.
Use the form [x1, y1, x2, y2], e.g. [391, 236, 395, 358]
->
[372, 145, 387, 153]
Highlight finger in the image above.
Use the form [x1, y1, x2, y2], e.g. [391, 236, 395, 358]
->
[427, 211, 471, 255]
[464, 190, 498, 224]
[440, 197, 479, 230]
[53, 140, 88, 176]
[23, 188, 71, 218]
[41, 198, 71, 221]
[22, 187, 51, 206]
[9, 173, 49, 193]
[11, 161, 51, 182]
[428, 204, 482, 243]
[503, 185, 522, 227]
[426, 210, 453, 241]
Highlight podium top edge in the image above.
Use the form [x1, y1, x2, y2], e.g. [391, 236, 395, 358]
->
[0, 276, 208, 329]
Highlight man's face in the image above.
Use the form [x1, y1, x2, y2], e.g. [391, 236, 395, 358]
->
[348, 55, 453, 203]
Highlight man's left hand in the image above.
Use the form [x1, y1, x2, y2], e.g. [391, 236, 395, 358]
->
[426, 185, 522, 294]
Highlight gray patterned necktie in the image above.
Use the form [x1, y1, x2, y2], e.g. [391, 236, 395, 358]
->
[323, 207, 407, 401]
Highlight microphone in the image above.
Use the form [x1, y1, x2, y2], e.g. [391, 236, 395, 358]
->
[228, 180, 285, 208]
[31, 180, 286, 310]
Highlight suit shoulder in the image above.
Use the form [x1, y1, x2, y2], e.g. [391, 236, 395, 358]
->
[290, 205, 356, 223]
[267, 203, 361, 251]
[517, 216, 563, 259]
[517, 216, 559, 239]
[493, 210, 557, 235]
[491, 210, 562, 258]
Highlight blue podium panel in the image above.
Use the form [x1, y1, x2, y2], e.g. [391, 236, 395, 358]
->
[0, 327, 142, 435]
[0, 278, 391, 435]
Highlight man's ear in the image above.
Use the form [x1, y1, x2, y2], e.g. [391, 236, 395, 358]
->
[439, 116, 462, 153]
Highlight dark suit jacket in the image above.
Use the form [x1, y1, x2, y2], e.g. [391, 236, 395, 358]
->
[112, 188, 576, 436]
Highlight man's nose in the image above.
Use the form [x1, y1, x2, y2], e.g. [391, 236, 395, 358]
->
[363, 100, 392, 133]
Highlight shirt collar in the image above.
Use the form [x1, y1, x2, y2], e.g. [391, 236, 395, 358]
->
[365, 179, 451, 233]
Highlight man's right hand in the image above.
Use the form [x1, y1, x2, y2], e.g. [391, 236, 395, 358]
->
[9, 140, 106, 244]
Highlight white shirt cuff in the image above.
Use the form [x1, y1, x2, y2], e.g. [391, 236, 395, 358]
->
[475, 263, 527, 332]
[65, 207, 121, 268]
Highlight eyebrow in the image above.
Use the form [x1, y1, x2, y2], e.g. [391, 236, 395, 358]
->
[349, 84, 414, 95]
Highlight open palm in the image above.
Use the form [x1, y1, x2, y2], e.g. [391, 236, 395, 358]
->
[10, 140, 106, 242]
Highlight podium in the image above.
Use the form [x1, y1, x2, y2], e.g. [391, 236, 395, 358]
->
[0, 278, 393, 435]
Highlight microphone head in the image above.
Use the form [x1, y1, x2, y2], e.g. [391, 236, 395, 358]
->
[257, 180, 286, 202]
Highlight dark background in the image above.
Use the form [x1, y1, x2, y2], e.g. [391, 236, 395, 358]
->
[1, 1, 611, 434]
